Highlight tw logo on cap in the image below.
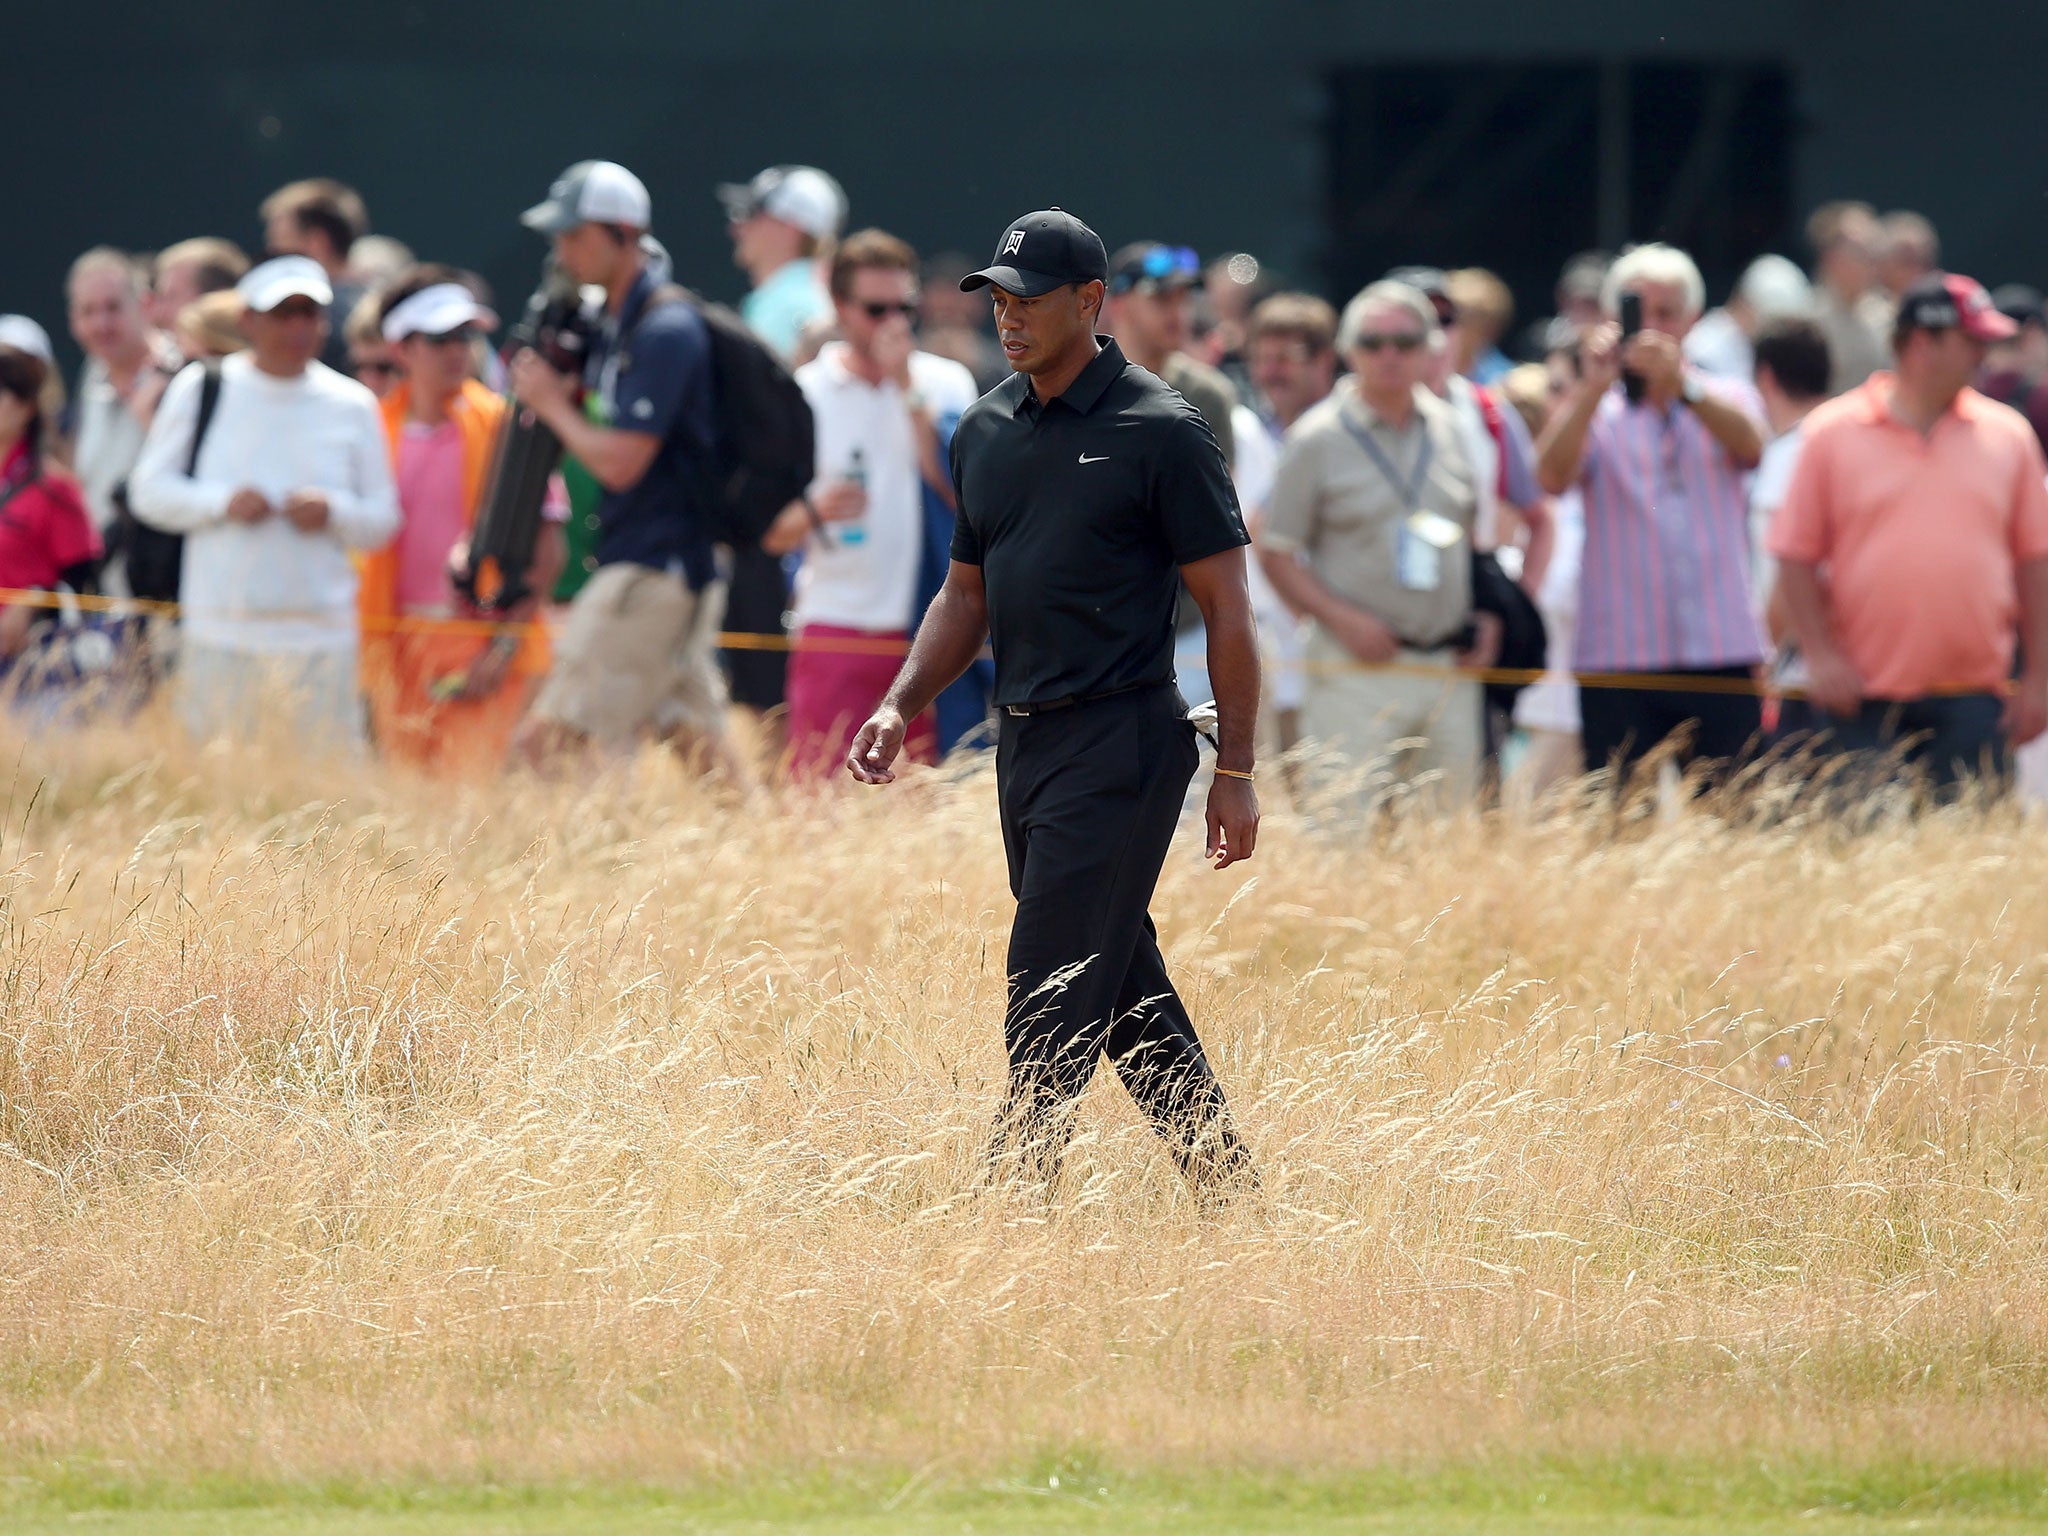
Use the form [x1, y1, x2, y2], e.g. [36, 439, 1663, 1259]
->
[1002, 229, 1026, 257]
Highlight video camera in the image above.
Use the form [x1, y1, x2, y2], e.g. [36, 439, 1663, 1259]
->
[454, 259, 601, 612]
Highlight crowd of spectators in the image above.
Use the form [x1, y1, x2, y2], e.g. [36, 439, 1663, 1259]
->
[1, 172, 2043, 811]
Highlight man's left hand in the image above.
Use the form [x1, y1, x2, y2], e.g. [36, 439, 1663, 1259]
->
[1458, 610, 1504, 672]
[281, 490, 331, 532]
[1622, 329, 1685, 396]
[509, 348, 575, 418]
[1205, 775, 1259, 870]
[2005, 673, 2048, 745]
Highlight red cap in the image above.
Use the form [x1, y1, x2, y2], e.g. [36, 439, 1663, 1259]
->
[1898, 272, 2019, 341]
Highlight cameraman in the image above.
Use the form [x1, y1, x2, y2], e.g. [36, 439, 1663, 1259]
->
[505, 160, 740, 778]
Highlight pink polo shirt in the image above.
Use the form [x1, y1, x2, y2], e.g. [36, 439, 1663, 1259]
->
[394, 420, 469, 614]
[1769, 376, 2048, 699]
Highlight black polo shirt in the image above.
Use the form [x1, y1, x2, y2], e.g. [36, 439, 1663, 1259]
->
[949, 338, 1248, 707]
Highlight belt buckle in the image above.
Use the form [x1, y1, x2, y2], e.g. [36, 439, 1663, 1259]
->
[1005, 703, 1031, 717]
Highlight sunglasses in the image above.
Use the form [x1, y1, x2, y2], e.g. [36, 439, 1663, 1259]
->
[422, 327, 478, 347]
[352, 358, 402, 379]
[1356, 332, 1426, 353]
[859, 301, 920, 321]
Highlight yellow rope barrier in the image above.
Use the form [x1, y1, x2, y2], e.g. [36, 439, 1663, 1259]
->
[0, 584, 2002, 701]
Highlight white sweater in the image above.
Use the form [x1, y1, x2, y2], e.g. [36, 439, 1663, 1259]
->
[129, 354, 400, 653]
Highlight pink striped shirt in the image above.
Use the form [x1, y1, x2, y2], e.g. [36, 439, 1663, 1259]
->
[1573, 380, 1767, 672]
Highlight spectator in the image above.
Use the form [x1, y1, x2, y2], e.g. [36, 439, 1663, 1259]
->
[342, 291, 402, 400]
[174, 292, 249, 363]
[761, 229, 980, 781]
[1978, 284, 2048, 452]
[1770, 273, 2048, 796]
[1397, 266, 1552, 589]
[1878, 210, 1940, 301]
[1244, 292, 1339, 761]
[1535, 243, 1767, 789]
[507, 161, 740, 779]
[1684, 254, 1814, 381]
[1749, 317, 1833, 628]
[719, 164, 847, 363]
[1256, 280, 1486, 808]
[67, 247, 184, 593]
[1104, 241, 1240, 703]
[1246, 292, 1338, 439]
[1104, 243, 1238, 463]
[1504, 358, 1587, 804]
[260, 178, 371, 372]
[1445, 267, 1515, 383]
[1807, 201, 1892, 393]
[718, 165, 846, 737]
[347, 234, 415, 290]
[1518, 251, 1607, 362]
[147, 237, 250, 336]
[918, 251, 1006, 391]
[0, 345, 104, 671]
[128, 256, 399, 748]
[359, 273, 561, 777]
[1202, 251, 1269, 397]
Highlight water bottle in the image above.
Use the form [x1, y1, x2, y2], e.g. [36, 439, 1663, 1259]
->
[840, 445, 868, 547]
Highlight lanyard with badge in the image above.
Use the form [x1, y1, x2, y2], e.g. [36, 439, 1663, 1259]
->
[1338, 408, 1464, 592]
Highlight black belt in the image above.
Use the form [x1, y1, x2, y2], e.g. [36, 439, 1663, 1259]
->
[1001, 679, 1167, 718]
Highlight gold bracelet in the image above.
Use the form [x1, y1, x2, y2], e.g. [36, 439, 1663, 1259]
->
[1214, 767, 1256, 781]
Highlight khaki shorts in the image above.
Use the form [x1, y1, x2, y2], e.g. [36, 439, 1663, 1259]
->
[528, 562, 729, 745]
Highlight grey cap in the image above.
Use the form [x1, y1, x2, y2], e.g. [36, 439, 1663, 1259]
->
[522, 160, 653, 234]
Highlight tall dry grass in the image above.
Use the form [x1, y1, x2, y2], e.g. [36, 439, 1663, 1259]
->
[2, 701, 2047, 1489]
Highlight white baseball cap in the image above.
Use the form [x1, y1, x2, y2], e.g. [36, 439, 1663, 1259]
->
[717, 165, 847, 241]
[0, 315, 55, 363]
[239, 255, 333, 313]
[522, 160, 653, 234]
[381, 283, 498, 343]
[1735, 253, 1814, 321]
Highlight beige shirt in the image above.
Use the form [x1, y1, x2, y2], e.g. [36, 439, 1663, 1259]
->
[1258, 381, 1478, 646]
[1815, 286, 1893, 395]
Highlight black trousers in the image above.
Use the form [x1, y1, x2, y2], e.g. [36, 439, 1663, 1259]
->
[1577, 665, 1763, 787]
[993, 683, 1248, 1185]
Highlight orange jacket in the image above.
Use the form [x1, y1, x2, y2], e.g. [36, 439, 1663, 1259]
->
[362, 379, 549, 675]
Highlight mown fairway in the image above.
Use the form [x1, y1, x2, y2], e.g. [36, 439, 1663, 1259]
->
[2, 708, 2045, 1528]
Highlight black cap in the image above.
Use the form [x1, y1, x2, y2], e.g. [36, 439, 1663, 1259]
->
[1992, 283, 2045, 329]
[960, 209, 1108, 298]
[1108, 242, 1201, 296]
[1897, 272, 2018, 341]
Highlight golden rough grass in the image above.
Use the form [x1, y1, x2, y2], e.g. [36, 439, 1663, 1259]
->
[1, 708, 2046, 1488]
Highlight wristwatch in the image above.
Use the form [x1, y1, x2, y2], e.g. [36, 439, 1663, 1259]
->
[1680, 373, 1706, 408]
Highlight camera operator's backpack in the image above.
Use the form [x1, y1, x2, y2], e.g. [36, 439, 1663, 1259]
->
[641, 284, 814, 552]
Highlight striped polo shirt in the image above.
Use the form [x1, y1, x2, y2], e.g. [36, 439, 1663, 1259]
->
[1573, 380, 1767, 672]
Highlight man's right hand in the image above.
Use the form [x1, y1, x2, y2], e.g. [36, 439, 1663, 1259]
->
[847, 705, 907, 784]
[1804, 644, 1865, 719]
[225, 488, 272, 525]
[1324, 603, 1402, 666]
[812, 480, 870, 524]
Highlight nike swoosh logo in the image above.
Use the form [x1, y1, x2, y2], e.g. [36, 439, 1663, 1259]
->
[1078, 454, 1110, 464]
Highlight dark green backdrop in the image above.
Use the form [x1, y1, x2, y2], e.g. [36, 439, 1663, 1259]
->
[14, 2, 2045, 373]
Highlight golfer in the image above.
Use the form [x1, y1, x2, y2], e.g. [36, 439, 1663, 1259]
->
[848, 208, 1260, 1191]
